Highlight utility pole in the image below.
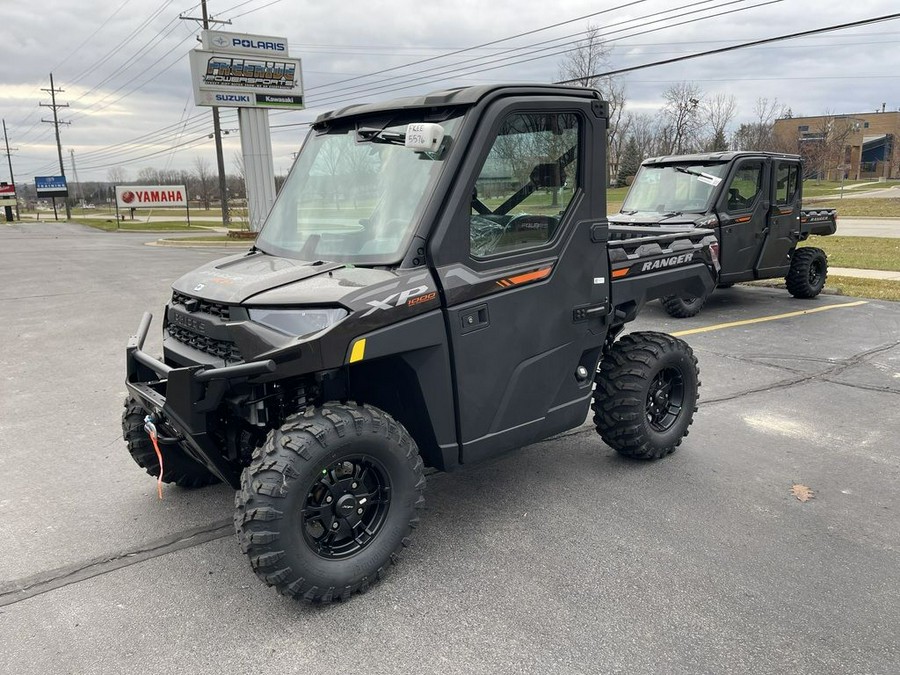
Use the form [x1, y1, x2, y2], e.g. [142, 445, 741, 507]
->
[69, 149, 83, 208]
[180, 1, 231, 226]
[2, 119, 20, 220]
[40, 73, 71, 220]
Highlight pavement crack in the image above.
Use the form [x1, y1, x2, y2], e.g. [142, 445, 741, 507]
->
[0, 519, 233, 608]
[704, 340, 900, 405]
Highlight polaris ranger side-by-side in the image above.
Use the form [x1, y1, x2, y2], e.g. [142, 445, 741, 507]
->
[124, 85, 718, 603]
[609, 152, 837, 317]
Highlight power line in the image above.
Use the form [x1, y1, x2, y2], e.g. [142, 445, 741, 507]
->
[307, 0, 776, 109]
[559, 11, 900, 82]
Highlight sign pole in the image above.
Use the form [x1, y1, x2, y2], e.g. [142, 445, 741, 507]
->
[51, 197, 58, 221]
[114, 196, 120, 229]
[186, 200, 191, 229]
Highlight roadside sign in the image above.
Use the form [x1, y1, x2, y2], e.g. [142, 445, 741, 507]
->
[115, 185, 187, 208]
[0, 184, 15, 206]
[202, 30, 288, 57]
[35, 175, 68, 197]
[189, 50, 304, 110]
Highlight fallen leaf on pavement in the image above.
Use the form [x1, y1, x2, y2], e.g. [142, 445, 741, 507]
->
[791, 484, 814, 502]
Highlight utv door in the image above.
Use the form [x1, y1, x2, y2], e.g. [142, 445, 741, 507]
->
[757, 159, 802, 276]
[430, 99, 609, 464]
[715, 158, 768, 282]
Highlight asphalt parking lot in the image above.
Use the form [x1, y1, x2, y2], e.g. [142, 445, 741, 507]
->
[1, 222, 898, 674]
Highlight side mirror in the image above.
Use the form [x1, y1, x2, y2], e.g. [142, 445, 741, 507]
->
[530, 163, 566, 189]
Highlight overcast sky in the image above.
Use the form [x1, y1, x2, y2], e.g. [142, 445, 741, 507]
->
[3, 0, 898, 184]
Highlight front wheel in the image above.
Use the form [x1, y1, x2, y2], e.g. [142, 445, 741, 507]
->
[235, 403, 425, 604]
[593, 332, 700, 460]
[786, 247, 827, 298]
[122, 398, 219, 488]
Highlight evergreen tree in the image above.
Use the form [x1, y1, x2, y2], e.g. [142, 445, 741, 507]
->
[617, 136, 642, 185]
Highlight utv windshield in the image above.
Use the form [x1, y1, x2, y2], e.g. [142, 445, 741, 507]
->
[621, 162, 728, 215]
[255, 114, 463, 264]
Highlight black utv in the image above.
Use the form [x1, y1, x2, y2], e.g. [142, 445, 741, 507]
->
[124, 84, 719, 603]
[609, 151, 837, 317]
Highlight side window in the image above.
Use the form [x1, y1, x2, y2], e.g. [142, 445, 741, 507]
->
[775, 164, 800, 205]
[725, 161, 763, 211]
[470, 112, 580, 257]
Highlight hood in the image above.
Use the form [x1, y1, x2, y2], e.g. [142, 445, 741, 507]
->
[608, 212, 702, 228]
[172, 250, 398, 305]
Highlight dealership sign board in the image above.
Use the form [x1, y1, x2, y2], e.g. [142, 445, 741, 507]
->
[0, 184, 15, 206]
[202, 30, 288, 56]
[35, 175, 68, 197]
[189, 47, 304, 110]
[115, 185, 187, 208]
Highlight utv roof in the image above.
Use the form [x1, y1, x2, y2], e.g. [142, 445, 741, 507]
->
[314, 83, 604, 125]
[642, 151, 801, 165]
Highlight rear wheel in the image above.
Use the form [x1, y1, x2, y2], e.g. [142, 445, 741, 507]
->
[593, 332, 699, 460]
[660, 291, 708, 318]
[235, 403, 425, 604]
[786, 247, 827, 298]
[121, 398, 219, 488]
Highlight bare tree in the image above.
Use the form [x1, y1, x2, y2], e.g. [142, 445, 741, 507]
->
[558, 24, 627, 184]
[731, 97, 785, 151]
[193, 156, 214, 210]
[627, 112, 662, 160]
[799, 112, 861, 181]
[557, 24, 612, 88]
[702, 93, 737, 152]
[659, 82, 704, 155]
[106, 166, 128, 184]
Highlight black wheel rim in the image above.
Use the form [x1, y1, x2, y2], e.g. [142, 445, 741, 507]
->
[808, 259, 824, 287]
[646, 366, 685, 432]
[300, 457, 391, 560]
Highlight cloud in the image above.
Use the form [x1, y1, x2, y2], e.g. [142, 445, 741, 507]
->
[3, 0, 898, 182]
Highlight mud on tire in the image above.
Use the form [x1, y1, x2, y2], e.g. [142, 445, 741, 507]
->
[234, 402, 425, 604]
[786, 246, 827, 299]
[122, 398, 220, 488]
[592, 332, 700, 460]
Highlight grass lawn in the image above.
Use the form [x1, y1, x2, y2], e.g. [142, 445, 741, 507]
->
[807, 199, 900, 218]
[825, 276, 900, 302]
[799, 236, 900, 272]
[802, 180, 896, 198]
[78, 218, 199, 232]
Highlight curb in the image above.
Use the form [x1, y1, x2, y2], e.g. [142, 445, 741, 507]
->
[147, 238, 254, 248]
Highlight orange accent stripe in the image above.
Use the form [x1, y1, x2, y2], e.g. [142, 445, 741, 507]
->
[612, 268, 629, 279]
[495, 279, 511, 287]
[506, 267, 552, 286]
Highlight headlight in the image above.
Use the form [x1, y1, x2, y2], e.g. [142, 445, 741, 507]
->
[248, 307, 348, 337]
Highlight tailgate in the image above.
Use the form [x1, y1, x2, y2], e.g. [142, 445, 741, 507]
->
[800, 209, 837, 236]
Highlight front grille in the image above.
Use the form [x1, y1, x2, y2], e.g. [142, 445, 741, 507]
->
[171, 291, 231, 320]
[166, 325, 242, 362]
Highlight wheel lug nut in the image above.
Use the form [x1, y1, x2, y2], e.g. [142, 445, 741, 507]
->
[325, 495, 332, 503]
[332, 522, 339, 529]
[351, 482, 358, 489]
[357, 508, 363, 514]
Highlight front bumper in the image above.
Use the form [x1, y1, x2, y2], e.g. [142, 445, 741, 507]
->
[126, 312, 276, 487]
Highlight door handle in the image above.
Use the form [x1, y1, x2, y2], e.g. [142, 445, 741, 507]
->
[460, 305, 489, 334]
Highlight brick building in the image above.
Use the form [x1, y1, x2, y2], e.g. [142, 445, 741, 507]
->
[773, 109, 900, 181]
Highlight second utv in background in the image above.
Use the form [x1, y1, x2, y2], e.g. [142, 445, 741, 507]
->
[609, 151, 837, 317]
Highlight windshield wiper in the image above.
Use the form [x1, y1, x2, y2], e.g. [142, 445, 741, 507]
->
[356, 128, 406, 146]
[659, 211, 683, 220]
[674, 166, 722, 185]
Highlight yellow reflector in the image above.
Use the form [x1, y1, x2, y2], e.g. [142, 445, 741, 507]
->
[349, 338, 366, 363]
